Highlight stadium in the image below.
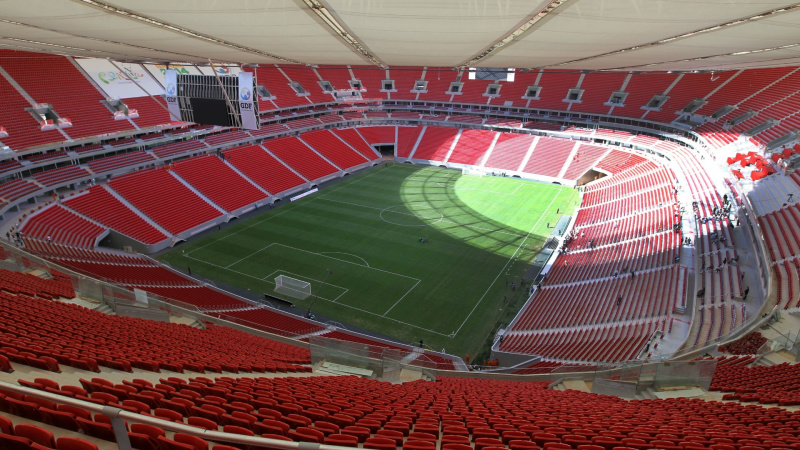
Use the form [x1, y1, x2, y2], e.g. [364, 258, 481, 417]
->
[1, 0, 800, 449]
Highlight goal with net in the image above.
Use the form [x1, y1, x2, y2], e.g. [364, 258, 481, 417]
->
[274, 275, 312, 300]
[461, 166, 486, 178]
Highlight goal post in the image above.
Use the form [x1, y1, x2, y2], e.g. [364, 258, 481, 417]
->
[274, 275, 312, 300]
[461, 166, 486, 178]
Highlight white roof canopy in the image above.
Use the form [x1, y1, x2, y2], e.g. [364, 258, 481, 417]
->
[2, 0, 800, 71]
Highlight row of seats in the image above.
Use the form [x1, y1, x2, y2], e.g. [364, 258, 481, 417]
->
[513, 266, 683, 332]
[710, 356, 800, 406]
[108, 168, 221, 235]
[19, 206, 106, 248]
[0, 279, 310, 374]
[547, 232, 680, 285]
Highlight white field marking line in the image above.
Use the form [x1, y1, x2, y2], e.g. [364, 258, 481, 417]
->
[451, 186, 564, 338]
[321, 197, 527, 238]
[183, 254, 349, 303]
[379, 204, 444, 227]
[382, 278, 421, 317]
[245, 258, 442, 335]
[186, 164, 395, 257]
[319, 251, 370, 267]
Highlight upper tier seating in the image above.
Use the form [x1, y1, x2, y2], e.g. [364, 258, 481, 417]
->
[0, 71, 65, 151]
[20, 205, 106, 248]
[108, 169, 222, 235]
[224, 144, 306, 194]
[63, 186, 169, 245]
[172, 155, 268, 212]
[570, 72, 628, 115]
[53, 259, 192, 287]
[263, 137, 339, 181]
[280, 66, 333, 104]
[0, 51, 133, 140]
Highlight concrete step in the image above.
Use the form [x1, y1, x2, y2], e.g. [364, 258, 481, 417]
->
[94, 304, 114, 315]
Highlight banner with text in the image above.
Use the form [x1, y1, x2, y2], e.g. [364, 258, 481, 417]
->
[164, 70, 181, 122]
[238, 71, 258, 130]
[75, 59, 163, 98]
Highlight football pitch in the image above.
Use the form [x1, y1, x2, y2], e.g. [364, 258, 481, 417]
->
[160, 164, 579, 356]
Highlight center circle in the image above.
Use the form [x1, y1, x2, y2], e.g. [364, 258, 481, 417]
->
[380, 203, 444, 227]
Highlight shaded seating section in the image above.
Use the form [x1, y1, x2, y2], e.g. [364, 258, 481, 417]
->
[0, 50, 133, 140]
[263, 137, 339, 181]
[204, 130, 252, 147]
[108, 169, 222, 235]
[127, 286, 250, 311]
[521, 137, 576, 178]
[484, 134, 535, 172]
[151, 140, 208, 159]
[20, 205, 106, 248]
[172, 155, 268, 212]
[446, 130, 496, 165]
[212, 308, 325, 337]
[411, 127, 460, 161]
[87, 151, 156, 174]
[32, 166, 92, 187]
[16, 239, 149, 265]
[51, 259, 191, 287]
[396, 126, 424, 158]
[710, 356, 800, 406]
[0, 279, 310, 374]
[63, 186, 169, 244]
[299, 130, 370, 169]
[223, 145, 306, 194]
[331, 128, 381, 160]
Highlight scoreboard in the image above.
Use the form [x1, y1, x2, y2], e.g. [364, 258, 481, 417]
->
[164, 69, 259, 130]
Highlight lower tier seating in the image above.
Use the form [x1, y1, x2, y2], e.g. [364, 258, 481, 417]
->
[20, 206, 106, 248]
[63, 186, 169, 245]
[109, 169, 222, 235]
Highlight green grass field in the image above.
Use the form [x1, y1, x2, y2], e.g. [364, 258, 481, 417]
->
[160, 164, 578, 356]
